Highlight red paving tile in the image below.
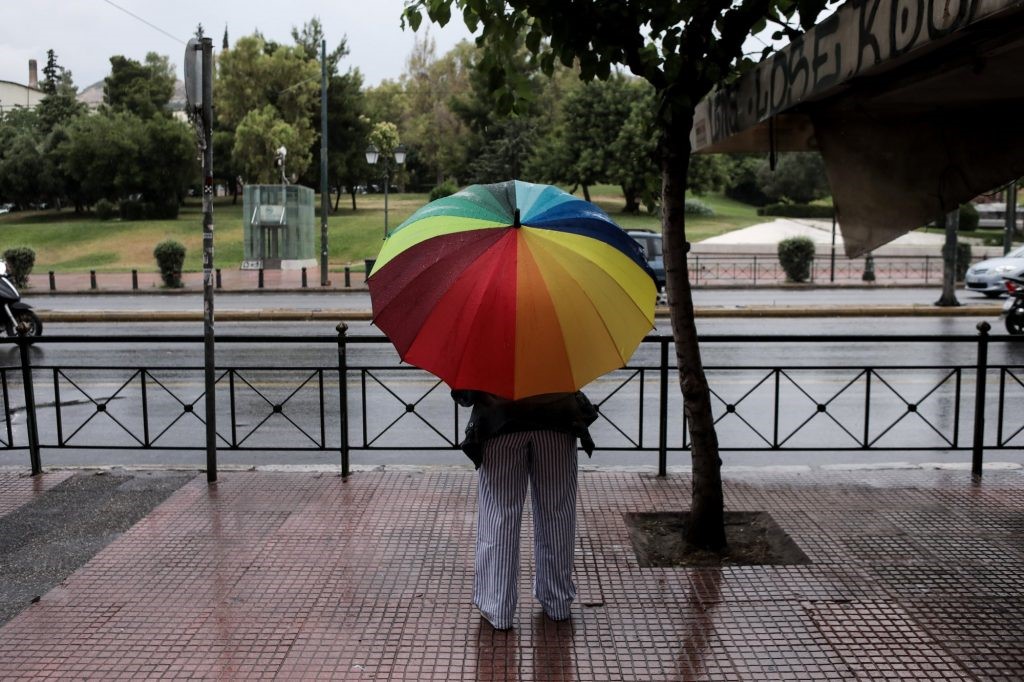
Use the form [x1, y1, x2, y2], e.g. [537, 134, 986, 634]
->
[0, 470, 75, 516]
[0, 468, 1022, 680]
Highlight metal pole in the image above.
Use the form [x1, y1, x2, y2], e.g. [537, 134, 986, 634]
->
[337, 323, 350, 477]
[658, 339, 668, 477]
[18, 339, 41, 476]
[1005, 181, 1017, 256]
[200, 37, 217, 483]
[830, 212, 836, 282]
[972, 321, 990, 480]
[319, 38, 330, 286]
[383, 167, 390, 237]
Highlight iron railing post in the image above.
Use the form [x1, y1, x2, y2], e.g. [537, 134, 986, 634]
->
[658, 338, 669, 477]
[337, 323, 350, 477]
[18, 338, 41, 475]
[972, 321, 990, 479]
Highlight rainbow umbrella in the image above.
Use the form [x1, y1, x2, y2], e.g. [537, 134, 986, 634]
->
[367, 179, 657, 400]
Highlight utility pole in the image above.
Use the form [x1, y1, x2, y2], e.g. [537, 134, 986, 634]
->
[200, 37, 216, 482]
[185, 33, 217, 482]
[319, 38, 329, 286]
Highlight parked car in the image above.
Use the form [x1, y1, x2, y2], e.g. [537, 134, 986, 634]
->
[627, 229, 666, 293]
[964, 244, 1024, 297]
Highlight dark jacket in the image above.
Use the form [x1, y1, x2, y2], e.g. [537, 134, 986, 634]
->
[452, 390, 598, 468]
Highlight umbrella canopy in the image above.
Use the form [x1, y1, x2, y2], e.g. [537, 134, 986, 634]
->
[368, 179, 657, 400]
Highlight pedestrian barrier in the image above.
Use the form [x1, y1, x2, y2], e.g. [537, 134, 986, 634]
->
[0, 326, 1021, 480]
[32, 254, 991, 291]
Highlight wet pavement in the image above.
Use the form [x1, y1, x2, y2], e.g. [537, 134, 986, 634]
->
[0, 466, 1021, 680]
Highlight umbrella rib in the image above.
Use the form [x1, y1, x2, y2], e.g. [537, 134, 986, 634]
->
[531, 230, 655, 356]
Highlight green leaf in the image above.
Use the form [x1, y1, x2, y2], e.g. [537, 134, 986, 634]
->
[526, 26, 542, 54]
[462, 6, 480, 32]
[403, 8, 422, 31]
[432, 0, 452, 26]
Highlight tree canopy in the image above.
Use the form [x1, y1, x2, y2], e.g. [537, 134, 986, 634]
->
[404, 0, 833, 549]
[104, 53, 176, 119]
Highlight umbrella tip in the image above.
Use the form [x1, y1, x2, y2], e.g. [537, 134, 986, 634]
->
[513, 208, 521, 229]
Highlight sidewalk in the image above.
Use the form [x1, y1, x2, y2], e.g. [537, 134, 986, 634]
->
[0, 466, 1021, 680]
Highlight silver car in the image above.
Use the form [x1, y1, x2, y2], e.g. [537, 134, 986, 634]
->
[964, 244, 1024, 297]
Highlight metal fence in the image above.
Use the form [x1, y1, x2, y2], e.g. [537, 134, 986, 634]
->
[1, 326, 1022, 479]
[689, 253, 987, 285]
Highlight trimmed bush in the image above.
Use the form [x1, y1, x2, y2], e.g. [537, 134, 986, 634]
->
[94, 198, 117, 220]
[2, 247, 35, 289]
[429, 180, 459, 202]
[758, 203, 835, 219]
[958, 203, 979, 232]
[777, 236, 816, 283]
[153, 240, 186, 288]
[684, 198, 714, 217]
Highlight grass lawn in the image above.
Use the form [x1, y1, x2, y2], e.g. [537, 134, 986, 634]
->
[0, 188, 762, 273]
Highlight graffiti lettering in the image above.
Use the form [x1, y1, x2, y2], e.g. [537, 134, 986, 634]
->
[700, 0, 987, 147]
[812, 15, 842, 90]
[709, 88, 741, 141]
[891, 0, 924, 56]
[770, 54, 790, 113]
[853, 0, 883, 72]
[788, 36, 811, 107]
[927, 0, 975, 38]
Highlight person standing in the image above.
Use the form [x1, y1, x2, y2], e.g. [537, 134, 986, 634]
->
[453, 389, 598, 631]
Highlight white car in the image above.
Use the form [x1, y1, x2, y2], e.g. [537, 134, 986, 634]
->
[964, 244, 1024, 297]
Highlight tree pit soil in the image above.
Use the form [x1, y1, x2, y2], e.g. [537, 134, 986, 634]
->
[624, 511, 811, 567]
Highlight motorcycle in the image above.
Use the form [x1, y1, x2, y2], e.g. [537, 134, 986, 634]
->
[0, 260, 42, 338]
[1002, 273, 1024, 335]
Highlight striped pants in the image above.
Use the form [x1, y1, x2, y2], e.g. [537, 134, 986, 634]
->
[474, 430, 578, 629]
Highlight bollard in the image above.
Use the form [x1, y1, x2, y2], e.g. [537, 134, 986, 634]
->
[18, 339, 41, 476]
[90, 270, 97, 290]
[344, 266, 351, 288]
[337, 323, 350, 478]
[658, 338, 669, 477]
[301, 267, 308, 288]
[131, 269, 138, 290]
[972, 321, 991, 480]
[48, 271, 55, 291]
[258, 268, 264, 289]
[215, 268, 222, 289]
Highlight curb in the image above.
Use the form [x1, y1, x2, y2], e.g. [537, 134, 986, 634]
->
[35, 305, 1002, 323]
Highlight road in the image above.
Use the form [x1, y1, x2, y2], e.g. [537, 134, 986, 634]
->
[29, 287, 1007, 313]
[0, 317, 1021, 472]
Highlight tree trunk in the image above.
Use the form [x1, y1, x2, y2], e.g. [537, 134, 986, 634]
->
[349, 189, 357, 211]
[622, 185, 640, 214]
[334, 186, 342, 212]
[936, 208, 961, 307]
[662, 115, 726, 551]
[582, 184, 591, 203]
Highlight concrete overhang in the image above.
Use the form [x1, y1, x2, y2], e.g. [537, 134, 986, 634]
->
[691, 0, 1024, 257]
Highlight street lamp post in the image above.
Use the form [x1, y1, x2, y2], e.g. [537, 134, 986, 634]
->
[365, 144, 407, 237]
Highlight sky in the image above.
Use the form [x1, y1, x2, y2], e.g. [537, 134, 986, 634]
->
[0, 0, 476, 90]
